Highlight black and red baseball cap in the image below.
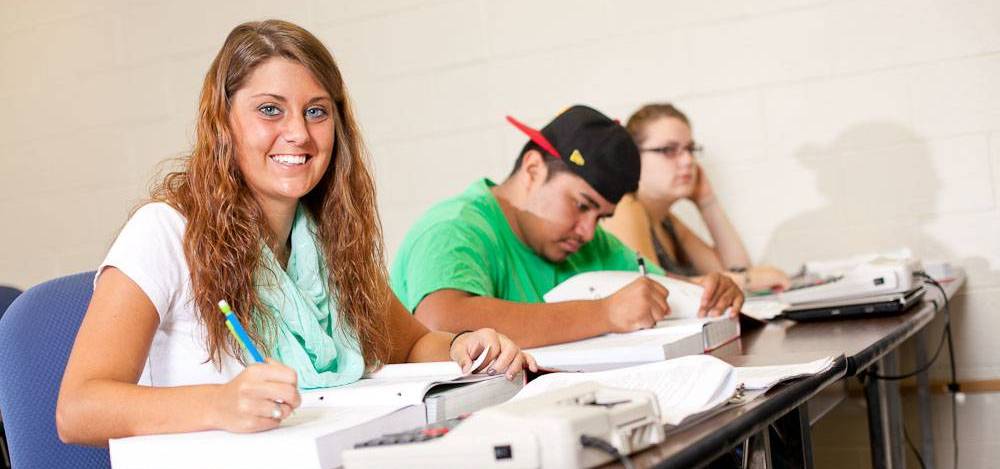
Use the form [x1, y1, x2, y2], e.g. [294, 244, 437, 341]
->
[507, 105, 640, 204]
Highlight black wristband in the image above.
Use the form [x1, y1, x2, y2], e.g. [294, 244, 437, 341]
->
[449, 330, 474, 350]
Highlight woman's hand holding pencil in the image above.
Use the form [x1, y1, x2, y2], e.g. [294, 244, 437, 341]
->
[212, 300, 301, 432]
[209, 358, 301, 433]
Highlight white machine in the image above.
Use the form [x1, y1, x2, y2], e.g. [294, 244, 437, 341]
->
[341, 382, 665, 469]
[776, 257, 922, 305]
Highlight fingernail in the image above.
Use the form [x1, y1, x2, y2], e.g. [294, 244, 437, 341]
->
[487, 367, 496, 376]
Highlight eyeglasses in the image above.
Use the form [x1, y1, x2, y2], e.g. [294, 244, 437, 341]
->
[640, 143, 703, 160]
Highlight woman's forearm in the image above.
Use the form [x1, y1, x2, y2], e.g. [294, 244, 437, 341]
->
[405, 330, 454, 363]
[57, 380, 221, 447]
[698, 198, 751, 268]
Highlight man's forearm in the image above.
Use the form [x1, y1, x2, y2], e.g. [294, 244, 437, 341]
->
[415, 293, 610, 348]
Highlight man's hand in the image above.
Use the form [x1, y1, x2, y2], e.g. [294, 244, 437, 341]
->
[692, 272, 745, 317]
[601, 277, 671, 332]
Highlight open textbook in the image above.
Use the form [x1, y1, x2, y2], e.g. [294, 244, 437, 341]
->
[110, 358, 514, 469]
[514, 355, 837, 428]
[544, 270, 787, 321]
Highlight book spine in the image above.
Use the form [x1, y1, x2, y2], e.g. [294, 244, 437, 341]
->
[702, 318, 741, 352]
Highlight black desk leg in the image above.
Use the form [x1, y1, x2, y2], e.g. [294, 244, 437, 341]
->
[769, 403, 813, 469]
[866, 352, 907, 469]
[744, 430, 772, 469]
[915, 328, 936, 469]
[866, 363, 890, 469]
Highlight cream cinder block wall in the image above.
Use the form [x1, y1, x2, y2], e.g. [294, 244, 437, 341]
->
[2, 0, 998, 467]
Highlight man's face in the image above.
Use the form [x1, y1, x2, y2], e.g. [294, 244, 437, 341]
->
[518, 169, 617, 263]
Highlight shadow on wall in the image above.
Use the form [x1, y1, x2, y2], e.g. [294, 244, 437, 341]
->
[760, 121, 954, 271]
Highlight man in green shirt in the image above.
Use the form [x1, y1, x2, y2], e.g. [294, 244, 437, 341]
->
[391, 105, 744, 348]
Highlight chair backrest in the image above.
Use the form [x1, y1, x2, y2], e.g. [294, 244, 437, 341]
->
[0, 272, 110, 469]
[0, 286, 21, 319]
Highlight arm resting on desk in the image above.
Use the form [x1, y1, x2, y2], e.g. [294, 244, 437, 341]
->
[414, 280, 670, 349]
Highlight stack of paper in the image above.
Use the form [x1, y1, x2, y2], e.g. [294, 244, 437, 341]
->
[735, 357, 838, 390]
[515, 355, 738, 427]
[514, 355, 839, 428]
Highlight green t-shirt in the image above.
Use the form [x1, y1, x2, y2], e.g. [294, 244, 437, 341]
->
[390, 178, 663, 312]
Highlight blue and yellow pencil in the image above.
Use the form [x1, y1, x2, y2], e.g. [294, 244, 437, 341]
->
[217, 300, 265, 363]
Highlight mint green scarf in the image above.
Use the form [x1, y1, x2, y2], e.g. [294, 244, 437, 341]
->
[256, 205, 365, 389]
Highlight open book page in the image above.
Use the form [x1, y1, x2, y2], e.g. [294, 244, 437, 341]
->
[735, 356, 837, 390]
[543, 271, 705, 318]
[303, 351, 496, 408]
[514, 355, 738, 426]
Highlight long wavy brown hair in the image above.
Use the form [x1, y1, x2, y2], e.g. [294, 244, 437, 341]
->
[149, 19, 392, 368]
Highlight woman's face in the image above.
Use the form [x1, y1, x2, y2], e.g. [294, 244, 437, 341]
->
[228, 57, 335, 211]
[636, 117, 697, 202]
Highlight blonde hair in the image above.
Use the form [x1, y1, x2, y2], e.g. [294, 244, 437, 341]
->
[625, 103, 691, 143]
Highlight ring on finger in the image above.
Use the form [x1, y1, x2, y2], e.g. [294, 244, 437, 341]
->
[271, 402, 282, 419]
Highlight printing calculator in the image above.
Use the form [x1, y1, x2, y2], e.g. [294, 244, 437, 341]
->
[342, 382, 665, 469]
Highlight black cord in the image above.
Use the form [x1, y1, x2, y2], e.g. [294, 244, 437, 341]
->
[580, 435, 635, 469]
[869, 274, 951, 380]
[867, 273, 959, 469]
[903, 423, 927, 469]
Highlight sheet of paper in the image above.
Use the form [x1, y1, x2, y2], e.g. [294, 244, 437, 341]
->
[303, 354, 500, 408]
[110, 405, 419, 469]
[741, 299, 789, 321]
[514, 355, 737, 426]
[735, 356, 836, 390]
[467, 344, 491, 373]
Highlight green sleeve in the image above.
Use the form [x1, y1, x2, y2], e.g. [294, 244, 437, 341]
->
[391, 223, 496, 312]
[594, 227, 666, 275]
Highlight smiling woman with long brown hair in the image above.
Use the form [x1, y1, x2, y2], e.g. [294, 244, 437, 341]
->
[55, 19, 534, 445]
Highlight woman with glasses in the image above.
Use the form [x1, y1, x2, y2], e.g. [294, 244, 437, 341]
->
[603, 103, 790, 292]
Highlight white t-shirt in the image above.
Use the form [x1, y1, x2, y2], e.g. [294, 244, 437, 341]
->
[98, 202, 244, 387]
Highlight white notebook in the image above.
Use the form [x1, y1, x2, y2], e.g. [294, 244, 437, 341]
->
[111, 360, 501, 469]
[110, 405, 425, 469]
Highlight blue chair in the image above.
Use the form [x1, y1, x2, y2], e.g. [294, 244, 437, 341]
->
[0, 286, 19, 318]
[0, 285, 21, 469]
[0, 272, 110, 469]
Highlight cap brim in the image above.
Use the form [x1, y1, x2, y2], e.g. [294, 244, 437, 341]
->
[505, 115, 561, 159]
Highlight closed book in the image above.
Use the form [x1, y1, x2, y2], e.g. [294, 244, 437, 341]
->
[525, 324, 705, 372]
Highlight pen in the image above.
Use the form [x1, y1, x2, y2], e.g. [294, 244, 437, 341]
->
[637, 252, 648, 277]
[217, 300, 265, 363]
